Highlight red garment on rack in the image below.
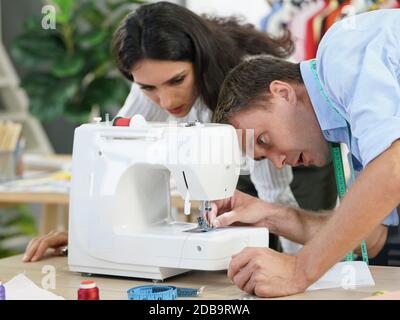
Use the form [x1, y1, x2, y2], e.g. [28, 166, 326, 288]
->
[304, 0, 330, 59]
[323, 0, 350, 33]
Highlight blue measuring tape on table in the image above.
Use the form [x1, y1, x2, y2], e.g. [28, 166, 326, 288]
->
[309, 59, 369, 264]
[127, 285, 203, 300]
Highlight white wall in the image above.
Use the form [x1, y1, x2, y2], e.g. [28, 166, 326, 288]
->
[186, 0, 270, 27]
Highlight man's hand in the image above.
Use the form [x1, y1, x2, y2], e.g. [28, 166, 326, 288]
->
[207, 190, 279, 230]
[229, 247, 307, 297]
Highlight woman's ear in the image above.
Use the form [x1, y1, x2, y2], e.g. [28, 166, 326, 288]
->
[269, 80, 297, 105]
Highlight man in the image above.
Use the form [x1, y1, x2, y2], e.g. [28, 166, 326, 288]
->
[210, 9, 400, 297]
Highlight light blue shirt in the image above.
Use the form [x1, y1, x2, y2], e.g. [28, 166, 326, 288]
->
[300, 9, 400, 226]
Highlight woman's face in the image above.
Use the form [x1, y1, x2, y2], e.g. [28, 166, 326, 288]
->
[131, 59, 197, 117]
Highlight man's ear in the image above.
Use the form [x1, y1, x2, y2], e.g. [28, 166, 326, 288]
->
[269, 80, 297, 105]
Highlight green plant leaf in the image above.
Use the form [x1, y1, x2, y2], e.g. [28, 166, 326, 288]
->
[23, 15, 57, 35]
[12, 0, 146, 125]
[106, 0, 146, 11]
[0, 205, 37, 258]
[73, 1, 105, 27]
[23, 15, 42, 31]
[51, 0, 76, 24]
[64, 100, 92, 123]
[81, 77, 129, 113]
[5, 215, 36, 236]
[22, 73, 80, 121]
[75, 30, 109, 48]
[0, 247, 18, 258]
[13, 205, 38, 236]
[82, 43, 112, 77]
[11, 33, 65, 67]
[51, 54, 85, 77]
[29, 95, 65, 121]
[21, 72, 58, 96]
[52, 0, 75, 14]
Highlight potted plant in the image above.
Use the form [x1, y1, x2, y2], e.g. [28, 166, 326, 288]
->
[11, 0, 144, 124]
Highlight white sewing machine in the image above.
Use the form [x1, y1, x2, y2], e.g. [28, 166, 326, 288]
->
[68, 117, 269, 280]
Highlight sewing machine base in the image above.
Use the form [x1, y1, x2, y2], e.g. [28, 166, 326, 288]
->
[73, 265, 188, 281]
[69, 222, 269, 280]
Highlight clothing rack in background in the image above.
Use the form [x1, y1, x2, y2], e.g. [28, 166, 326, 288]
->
[260, 0, 400, 62]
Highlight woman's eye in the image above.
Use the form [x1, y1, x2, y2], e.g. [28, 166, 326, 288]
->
[170, 77, 184, 85]
[140, 86, 155, 92]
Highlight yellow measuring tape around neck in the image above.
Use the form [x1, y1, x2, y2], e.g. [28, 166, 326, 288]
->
[309, 59, 369, 264]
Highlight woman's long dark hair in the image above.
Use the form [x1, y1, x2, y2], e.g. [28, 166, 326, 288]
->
[112, 1, 294, 111]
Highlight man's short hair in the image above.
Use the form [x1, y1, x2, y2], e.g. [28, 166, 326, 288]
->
[213, 55, 302, 124]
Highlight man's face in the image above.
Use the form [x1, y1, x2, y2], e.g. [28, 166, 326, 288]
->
[229, 90, 331, 169]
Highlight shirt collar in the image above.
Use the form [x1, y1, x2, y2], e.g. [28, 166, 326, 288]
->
[300, 60, 347, 132]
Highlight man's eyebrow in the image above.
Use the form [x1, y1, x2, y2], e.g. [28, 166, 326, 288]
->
[136, 71, 187, 87]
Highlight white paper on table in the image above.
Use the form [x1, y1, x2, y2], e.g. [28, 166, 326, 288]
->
[4, 274, 65, 300]
[307, 261, 375, 291]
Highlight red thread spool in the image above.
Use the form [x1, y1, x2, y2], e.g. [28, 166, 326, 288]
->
[78, 280, 100, 300]
[113, 117, 131, 127]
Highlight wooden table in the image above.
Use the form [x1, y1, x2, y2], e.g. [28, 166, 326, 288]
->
[0, 254, 399, 300]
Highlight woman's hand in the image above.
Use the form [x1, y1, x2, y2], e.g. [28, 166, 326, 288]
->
[22, 231, 68, 262]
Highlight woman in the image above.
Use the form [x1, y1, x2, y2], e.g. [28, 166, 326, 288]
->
[22, 1, 335, 262]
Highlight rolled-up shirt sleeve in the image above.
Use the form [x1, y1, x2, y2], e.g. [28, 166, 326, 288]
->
[344, 52, 400, 167]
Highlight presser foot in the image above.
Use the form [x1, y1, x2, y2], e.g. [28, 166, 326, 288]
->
[197, 216, 214, 232]
[197, 200, 214, 232]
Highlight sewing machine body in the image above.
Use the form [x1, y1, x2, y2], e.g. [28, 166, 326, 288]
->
[68, 121, 269, 280]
